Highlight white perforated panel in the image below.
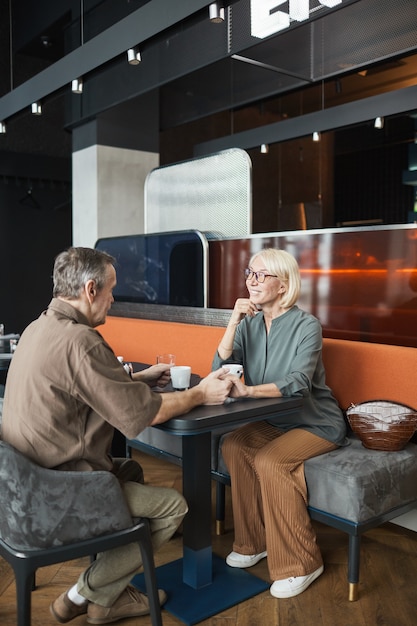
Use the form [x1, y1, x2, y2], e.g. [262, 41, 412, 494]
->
[144, 148, 252, 237]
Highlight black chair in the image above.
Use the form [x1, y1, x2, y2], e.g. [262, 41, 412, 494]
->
[0, 440, 163, 626]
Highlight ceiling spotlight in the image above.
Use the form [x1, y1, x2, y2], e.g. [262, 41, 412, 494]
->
[260, 144, 269, 154]
[31, 102, 42, 115]
[127, 47, 141, 65]
[312, 131, 321, 142]
[0, 122, 6, 134]
[209, 3, 225, 23]
[71, 77, 83, 94]
[40, 35, 52, 48]
[374, 116, 384, 129]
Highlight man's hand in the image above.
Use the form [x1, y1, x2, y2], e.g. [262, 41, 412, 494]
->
[133, 363, 171, 388]
[150, 367, 233, 425]
[197, 368, 233, 405]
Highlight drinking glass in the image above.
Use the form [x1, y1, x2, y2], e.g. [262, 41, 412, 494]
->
[156, 354, 176, 365]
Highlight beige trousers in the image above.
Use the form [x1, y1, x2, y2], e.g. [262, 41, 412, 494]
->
[77, 459, 188, 606]
[222, 421, 337, 581]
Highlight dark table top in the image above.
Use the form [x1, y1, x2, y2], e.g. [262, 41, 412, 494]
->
[131, 361, 302, 435]
[156, 396, 302, 435]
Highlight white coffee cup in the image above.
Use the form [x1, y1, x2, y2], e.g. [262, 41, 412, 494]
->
[170, 365, 191, 390]
[224, 363, 243, 378]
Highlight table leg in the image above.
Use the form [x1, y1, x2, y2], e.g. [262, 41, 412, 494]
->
[131, 429, 269, 624]
[182, 432, 212, 588]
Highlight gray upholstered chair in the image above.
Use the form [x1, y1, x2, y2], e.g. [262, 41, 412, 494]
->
[0, 440, 163, 626]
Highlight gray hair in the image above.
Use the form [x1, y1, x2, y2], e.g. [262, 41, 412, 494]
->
[53, 247, 116, 299]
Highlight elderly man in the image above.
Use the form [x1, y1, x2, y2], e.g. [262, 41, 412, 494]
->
[2, 246, 231, 625]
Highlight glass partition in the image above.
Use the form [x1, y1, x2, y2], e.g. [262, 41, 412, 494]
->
[208, 224, 417, 347]
[95, 230, 208, 307]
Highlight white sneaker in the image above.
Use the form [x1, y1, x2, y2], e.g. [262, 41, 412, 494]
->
[270, 565, 324, 598]
[226, 550, 267, 568]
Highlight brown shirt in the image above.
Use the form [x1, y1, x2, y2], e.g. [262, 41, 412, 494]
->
[2, 299, 161, 471]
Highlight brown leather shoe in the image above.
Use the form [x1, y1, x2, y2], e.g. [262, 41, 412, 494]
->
[87, 586, 167, 624]
[50, 590, 88, 623]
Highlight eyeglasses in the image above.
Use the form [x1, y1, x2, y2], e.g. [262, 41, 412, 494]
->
[244, 268, 278, 283]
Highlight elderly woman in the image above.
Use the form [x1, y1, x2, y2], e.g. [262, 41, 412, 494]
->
[212, 248, 347, 599]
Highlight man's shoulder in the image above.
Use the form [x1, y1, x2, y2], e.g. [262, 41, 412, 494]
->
[39, 307, 106, 358]
[67, 323, 106, 353]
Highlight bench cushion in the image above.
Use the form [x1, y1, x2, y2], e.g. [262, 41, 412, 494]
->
[217, 433, 417, 523]
[304, 436, 417, 522]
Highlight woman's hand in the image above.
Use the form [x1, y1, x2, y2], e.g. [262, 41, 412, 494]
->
[227, 377, 282, 399]
[218, 298, 259, 361]
[227, 376, 250, 398]
[231, 298, 259, 321]
[133, 363, 171, 388]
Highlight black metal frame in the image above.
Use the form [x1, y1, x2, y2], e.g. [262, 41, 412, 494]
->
[214, 477, 417, 599]
[128, 434, 417, 601]
[308, 501, 417, 588]
[0, 518, 163, 626]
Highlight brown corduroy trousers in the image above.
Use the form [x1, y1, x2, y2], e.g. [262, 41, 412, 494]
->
[222, 421, 337, 581]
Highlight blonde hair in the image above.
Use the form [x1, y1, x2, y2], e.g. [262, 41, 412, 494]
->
[249, 248, 301, 308]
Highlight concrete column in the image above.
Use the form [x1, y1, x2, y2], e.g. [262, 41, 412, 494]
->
[71, 92, 160, 247]
[72, 144, 158, 247]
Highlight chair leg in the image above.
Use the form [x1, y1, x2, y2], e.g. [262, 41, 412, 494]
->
[138, 520, 163, 626]
[13, 562, 35, 626]
[349, 582, 359, 602]
[215, 482, 226, 535]
[347, 534, 361, 601]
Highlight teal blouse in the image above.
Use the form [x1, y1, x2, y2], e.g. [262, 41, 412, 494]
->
[212, 305, 347, 446]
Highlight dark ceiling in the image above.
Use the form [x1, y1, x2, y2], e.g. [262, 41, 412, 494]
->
[1, 0, 417, 162]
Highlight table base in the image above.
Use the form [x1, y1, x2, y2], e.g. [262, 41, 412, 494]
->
[131, 554, 269, 625]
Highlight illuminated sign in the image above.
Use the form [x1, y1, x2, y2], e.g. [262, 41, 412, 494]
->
[251, 0, 343, 39]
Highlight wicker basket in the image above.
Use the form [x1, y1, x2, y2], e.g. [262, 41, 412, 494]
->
[346, 400, 417, 451]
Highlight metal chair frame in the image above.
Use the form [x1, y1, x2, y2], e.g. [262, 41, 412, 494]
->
[0, 517, 163, 626]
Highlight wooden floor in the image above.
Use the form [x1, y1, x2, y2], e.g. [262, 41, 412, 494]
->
[2, 450, 417, 626]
